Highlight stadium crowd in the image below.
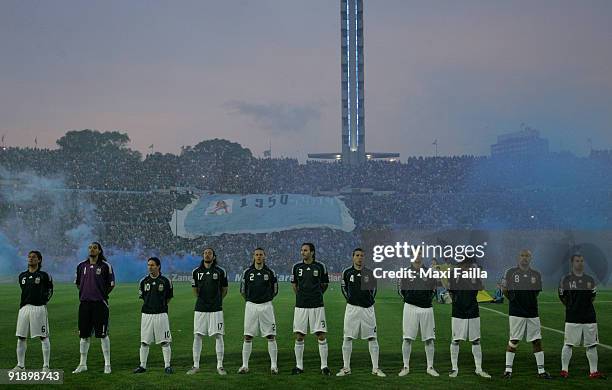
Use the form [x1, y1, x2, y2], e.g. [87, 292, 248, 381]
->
[2, 133, 612, 275]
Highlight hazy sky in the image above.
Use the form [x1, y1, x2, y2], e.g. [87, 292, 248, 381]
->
[1, 0, 611, 160]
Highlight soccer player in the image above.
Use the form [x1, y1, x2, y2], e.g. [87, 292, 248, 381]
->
[133, 257, 174, 374]
[73, 242, 115, 374]
[291, 243, 331, 375]
[13, 250, 53, 372]
[336, 248, 386, 377]
[559, 254, 605, 379]
[502, 249, 552, 379]
[397, 254, 439, 377]
[238, 248, 279, 374]
[447, 258, 490, 378]
[187, 247, 228, 375]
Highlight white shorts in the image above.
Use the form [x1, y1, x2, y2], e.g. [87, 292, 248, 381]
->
[293, 307, 327, 334]
[343, 304, 377, 340]
[402, 303, 435, 341]
[564, 323, 599, 347]
[141, 313, 171, 344]
[509, 316, 542, 342]
[16, 305, 49, 338]
[244, 301, 277, 337]
[194, 311, 224, 336]
[451, 317, 481, 341]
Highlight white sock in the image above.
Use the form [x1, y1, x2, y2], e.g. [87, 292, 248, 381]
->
[368, 339, 380, 370]
[268, 339, 278, 369]
[139, 344, 149, 369]
[450, 342, 459, 371]
[242, 340, 252, 368]
[318, 339, 329, 369]
[534, 351, 545, 374]
[79, 338, 90, 366]
[41, 338, 50, 367]
[294, 340, 304, 370]
[586, 346, 598, 374]
[401, 339, 412, 368]
[505, 351, 515, 372]
[472, 343, 482, 372]
[100, 337, 111, 366]
[192, 334, 202, 368]
[561, 345, 572, 371]
[215, 335, 224, 368]
[16, 338, 27, 368]
[162, 343, 171, 368]
[342, 339, 352, 369]
[425, 340, 435, 369]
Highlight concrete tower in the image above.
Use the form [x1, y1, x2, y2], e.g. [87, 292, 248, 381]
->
[341, 0, 365, 165]
[308, 0, 399, 165]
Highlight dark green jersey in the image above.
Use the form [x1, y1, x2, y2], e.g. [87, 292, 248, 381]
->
[448, 268, 483, 319]
[341, 266, 376, 308]
[291, 260, 329, 308]
[139, 274, 173, 314]
[19, 269, 53, 308]
[192, 263, 228, 312]
[559, 273, 597, 324]
[503, 266, 542, 318]
[398, 266, 436, 308]
[240, 264, 278, 304]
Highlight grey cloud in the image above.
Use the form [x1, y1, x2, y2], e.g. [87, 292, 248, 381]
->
[225, 100, 321, 133]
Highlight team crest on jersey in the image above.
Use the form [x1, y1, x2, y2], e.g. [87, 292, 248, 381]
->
[364, 276, 369, 283]
[531, 276, 536, 284]
[158, 283, 164, 291]
[264, 274, 269, 281]
[35, 277, 41, 284]
[313, 270, 319, 276]
[96, 267, 102, 275]
[587, 282, 592, 288]
[213, 273, 218, 280]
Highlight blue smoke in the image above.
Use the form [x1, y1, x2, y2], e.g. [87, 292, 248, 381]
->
[102, 248, 201, 282]
[0, 232, 19, 280]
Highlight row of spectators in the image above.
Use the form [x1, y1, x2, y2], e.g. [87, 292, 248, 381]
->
[2, 145, 611, 193]
[2, 140, 612, 276]
[2, 187, 611, 274]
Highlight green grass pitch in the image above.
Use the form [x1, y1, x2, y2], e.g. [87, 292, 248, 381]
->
[0, 282, 610, 389]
